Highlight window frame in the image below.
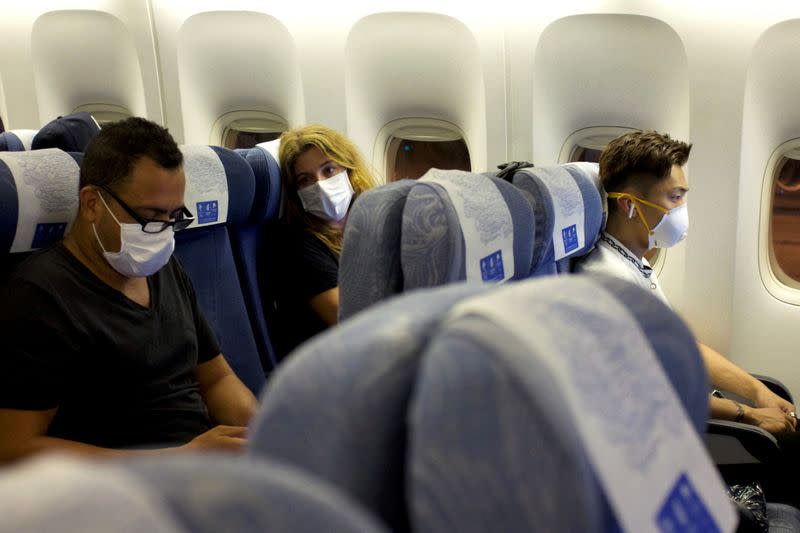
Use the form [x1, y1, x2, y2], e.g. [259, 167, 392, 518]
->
[373, 117, 471, 184]
[210, 110, 287, 149]
[72, 103, 131, 125]
[759, 139, 800, 304]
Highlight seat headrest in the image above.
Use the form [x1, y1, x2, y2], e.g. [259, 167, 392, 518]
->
[511, 162, 602, 272]
[32, 112, 100, 152]
[0, 129, 39, 152]
[0, 149, 82, 253]
[236, 145, 281, 223]
[179, 145, 256, 230]
[402, 169, 535, 287]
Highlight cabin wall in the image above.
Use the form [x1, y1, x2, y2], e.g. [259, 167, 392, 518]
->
[2, 0, 800, 392]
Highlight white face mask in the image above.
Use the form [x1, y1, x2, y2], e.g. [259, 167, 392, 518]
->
[648, 202, 689, 249]
[297, 170, 354, 222]
[608, 192, 689, 249]
[93, 193, 175, 277]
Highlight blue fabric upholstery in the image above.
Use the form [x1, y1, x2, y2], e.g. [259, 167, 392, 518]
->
[339, 172, 538, 321]
[339, 180, 416, 320]
[248, 283, 491, 531]
[174, 145, 266, 395]
[401, 173, 535, 288]
[0, 132, 23, 151]
[407, 275, 711, 532]
[229, 146, 283, 371]
[31, 112, 100, 152]
[511, 162, 603, 273]
[117, 455, 388, 533]
[0, 455, 388, 533]
[0, 129, 38, 152]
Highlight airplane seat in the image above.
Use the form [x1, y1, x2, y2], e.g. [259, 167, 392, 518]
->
[226, 144, 283, 372]
[506, 162, 604, 274]
[339, 169, 536, 321]
[249, 275, 735, 532]
[31, 112, 100, 152]
[248, 283, 492, 531]
[407, 274, 727, 532]
[173, 145, 266, 395]
[0, 129, 38, 151]
[339, 179, 417, 321]
[0, 455, 388, 533]
[0, 149, 83, 281]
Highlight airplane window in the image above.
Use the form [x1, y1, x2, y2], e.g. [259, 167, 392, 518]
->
[223, 128, 282, 150]
[388, 137, 470, 181]
[771, 154, 800, 282]
[212, 112, 287, 150]
[73, 104, 131, 126]
[0, 116, 4, 133]
[379, 119, 471, 182]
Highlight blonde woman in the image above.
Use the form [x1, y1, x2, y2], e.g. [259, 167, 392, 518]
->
[274, 124, 376, 355]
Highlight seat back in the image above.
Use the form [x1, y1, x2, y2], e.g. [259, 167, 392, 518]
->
[117, 455, 389, 533]
[509, 162, 604, 273]
[0, 456, 183, 533]
[0, 129, 38, 151]
[174, 145, 265, 394]
[31, 112, 100, 152]
[407, 274, 729, 532]
[339, 180, 416, 320]
[0, 455, 388, 533]
[228, 145, 283, 371]
[339, 169, 537, 320]
[248, 283, 491, 531]
[0, 149, 83, 279]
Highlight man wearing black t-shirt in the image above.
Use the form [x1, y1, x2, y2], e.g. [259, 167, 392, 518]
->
[0, 118, 258, 463]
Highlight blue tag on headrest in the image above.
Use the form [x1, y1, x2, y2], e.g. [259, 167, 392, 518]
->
[562, 224, 579, 254]
[480, 250, 505, 282]
[197, 200, 219, 224]
[31, 223, 67, 249]
[657, 473, 720, 533]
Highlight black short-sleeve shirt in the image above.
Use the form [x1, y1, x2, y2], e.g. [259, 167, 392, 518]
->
[0, 243, 219, 448]
[273, 227, 339, 357]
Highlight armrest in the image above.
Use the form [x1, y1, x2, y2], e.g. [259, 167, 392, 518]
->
[751, 374, 795, 404]
[706, 419, 780, 465]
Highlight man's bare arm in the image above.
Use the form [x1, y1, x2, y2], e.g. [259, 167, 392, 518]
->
[195, 354, 259, 427]
[0, 408, 246, 465]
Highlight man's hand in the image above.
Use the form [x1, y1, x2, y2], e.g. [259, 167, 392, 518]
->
[182, 425, 247, 453]
[744, 406, 797, 435]
[754, 385, 796, 415]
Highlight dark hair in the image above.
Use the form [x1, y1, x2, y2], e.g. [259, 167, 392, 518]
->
[600, 130, 692, 196]
[79, 117, 183, 190]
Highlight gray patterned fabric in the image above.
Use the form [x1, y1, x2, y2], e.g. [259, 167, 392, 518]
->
[767, 503, 800, 532]
[248, 283, 490, 531]
[407, 275, 710, 532]
[339, 180, 416, 320]
[400, 173, 534, 289]
[117, 455, 388, 533]
[0, 456, 184, 533]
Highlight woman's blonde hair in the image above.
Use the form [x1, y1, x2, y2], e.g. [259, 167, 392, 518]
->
[279, 124, 376, 255]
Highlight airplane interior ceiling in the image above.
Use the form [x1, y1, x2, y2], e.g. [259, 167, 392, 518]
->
[2, 0, 800, 392]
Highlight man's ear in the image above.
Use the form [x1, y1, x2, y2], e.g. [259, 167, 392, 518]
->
[78, 186, 101, 223]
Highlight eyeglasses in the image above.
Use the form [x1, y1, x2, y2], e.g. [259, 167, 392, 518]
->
[98, 185, 195, 233]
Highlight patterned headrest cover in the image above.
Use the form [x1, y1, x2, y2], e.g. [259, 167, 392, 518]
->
[179, 145, 255, 230]
[0, 149, 81, 253]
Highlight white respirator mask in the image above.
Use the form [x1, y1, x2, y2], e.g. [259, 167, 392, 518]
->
[297, 170, 354, 222]
[93, 193, 175, 277]
[609, 192, 689, 249]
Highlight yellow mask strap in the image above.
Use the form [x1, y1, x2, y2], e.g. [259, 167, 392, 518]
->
[607, 192, 668, 235]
